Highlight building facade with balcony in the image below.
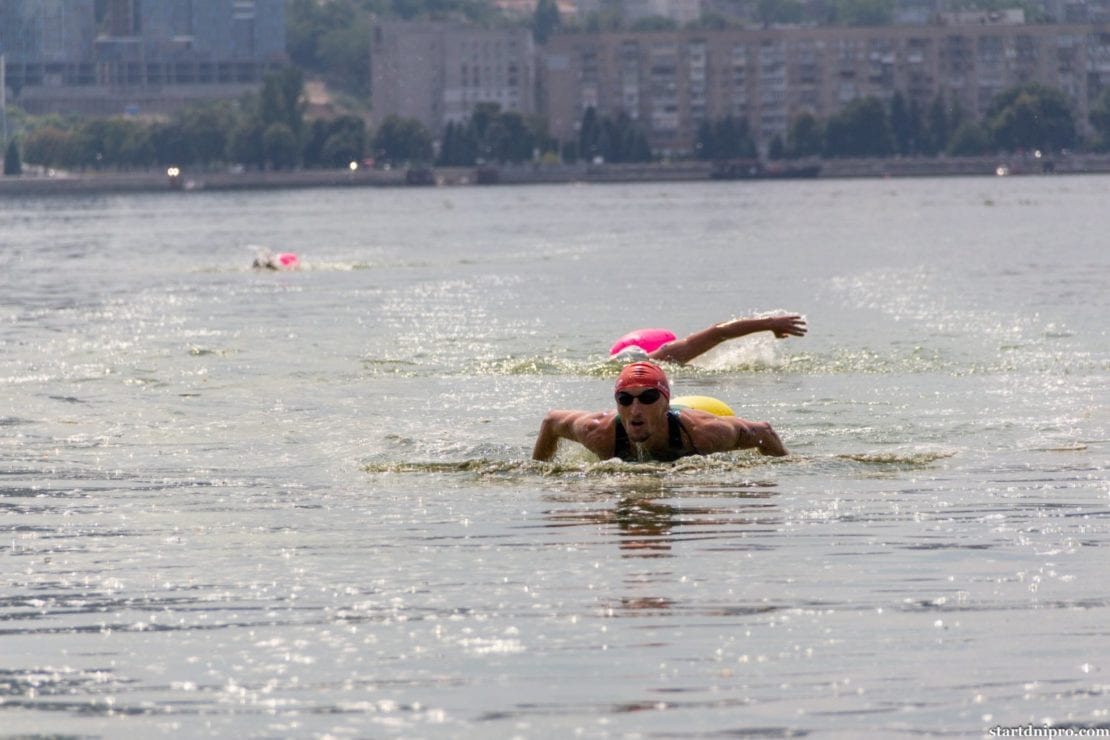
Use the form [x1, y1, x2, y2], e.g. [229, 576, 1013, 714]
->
[542, 22, 1110, 155]
[371, 21, 537, 135]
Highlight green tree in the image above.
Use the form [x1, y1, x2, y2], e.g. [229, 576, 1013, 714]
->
[889, 92, 920, 156]
[688, 12, 729, 30]
[302, 119, 331, 167]
[947, 0, 1048, 20]
[488, 111, 535, 163]
[767, 133, 786, 160]
[318, 23, 372, 95]
[601, 111, 652, 162]
[286, 0, 325, 69]
[947, 120, 990, 155]
[320, 115, 368, 167]
[465, 103, 503, 162]
[1088, 88, 1110, 151]
[4, 139, 22, 176]
[68, 118, 147, 169]
[824, 97, 893, 157]
[533, 0, 561, 43]
[302, 115, 367, 168]
[715, 116, 756, 159]
[581, 5, 624, 32]
[630, 15, 679, 31]
[922, 95, 949, 155]
[436, 106, 540, 165]
[757, 0, 804, 25]
[263, 123, 299, 169]
[372, 115, 433, 166]
[695, 120, 715, 159]
[560, 139, 579, 163]
[785, 112, 824, 158]
[176, 101, 237, 167]
[150, 121, 193, 167]
[287, 0, 372, 95]
[227, 120, 265, 169]
[22, 127, 73, 168]
[437, 120, 478, 166]
[579, 107, 602, 162]
[986, 83, 1077, 152]
[259, 68, 306, 146]
[834, 0, 894, 25]
[119, 125, 155, 169]
[696, 116, 756, 160]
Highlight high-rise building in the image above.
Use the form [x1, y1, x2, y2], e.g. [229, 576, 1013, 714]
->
[96, 0, 286, 87]
[2, 0, 285, 116]
[371, 21, 536, 134]
[0, 0, 98, 89]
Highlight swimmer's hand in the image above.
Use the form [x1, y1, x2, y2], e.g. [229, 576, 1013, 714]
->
[767, 314, 807, 339]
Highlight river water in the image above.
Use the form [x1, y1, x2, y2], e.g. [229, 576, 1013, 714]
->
[1, 176, 1108, 738]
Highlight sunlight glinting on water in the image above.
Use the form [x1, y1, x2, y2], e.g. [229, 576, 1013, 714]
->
[1, 177, 1107, 736]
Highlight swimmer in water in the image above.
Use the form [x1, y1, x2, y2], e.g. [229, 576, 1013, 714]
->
[251, 250, 300, 270]
[635, 314, 807, 365]
[532, 361, 787, 462]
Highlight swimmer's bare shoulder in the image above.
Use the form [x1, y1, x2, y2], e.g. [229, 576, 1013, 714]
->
[679, 409, 788, 456]
[533, 409, 617, 461]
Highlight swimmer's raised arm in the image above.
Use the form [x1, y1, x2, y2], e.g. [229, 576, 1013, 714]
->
[649, 314, 807, 365]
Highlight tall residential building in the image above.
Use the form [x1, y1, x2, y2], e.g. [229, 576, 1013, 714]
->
[371, 21, 536, 134]
[2, 0, 285, 116]
[543, 23, 1110, 155]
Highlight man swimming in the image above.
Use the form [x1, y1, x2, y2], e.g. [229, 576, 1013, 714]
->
[531, 361, 788, 462]
[640, 314, 807, 364]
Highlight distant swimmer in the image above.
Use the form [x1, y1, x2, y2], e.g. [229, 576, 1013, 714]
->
[611, 314, 807, 365]
[252, 250, 300, 270]
[532, 361, 787, 462]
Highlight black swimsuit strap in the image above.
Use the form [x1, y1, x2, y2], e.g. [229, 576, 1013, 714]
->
[614, 410, 696, 462]
[614, 415, 631, 459]
[672, 411, 700, 457]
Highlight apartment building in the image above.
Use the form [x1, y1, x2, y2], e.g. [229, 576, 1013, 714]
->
[1, 0, 286, 116]
[543, 22, 1110, 154]
[371, 22, 537, 134]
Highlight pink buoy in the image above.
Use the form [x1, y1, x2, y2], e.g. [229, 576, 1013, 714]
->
[609, 328, 676, 356]
[275, 252, 299, 269]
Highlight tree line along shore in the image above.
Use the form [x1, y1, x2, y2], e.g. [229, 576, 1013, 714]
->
[5, 151, 1110, 197]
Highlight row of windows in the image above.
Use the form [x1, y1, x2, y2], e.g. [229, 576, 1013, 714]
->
[1, 60, 269, 86]
[578, 52, 1094, 86]
[584, 35, 1110, 70]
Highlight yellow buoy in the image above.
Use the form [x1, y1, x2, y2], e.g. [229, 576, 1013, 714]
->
[670, 395, 735, 417]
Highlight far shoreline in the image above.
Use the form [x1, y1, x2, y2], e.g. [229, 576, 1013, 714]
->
[3, 152, 1110, 196]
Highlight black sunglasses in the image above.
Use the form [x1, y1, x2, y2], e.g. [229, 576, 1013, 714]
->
[616, 389, 663, 406]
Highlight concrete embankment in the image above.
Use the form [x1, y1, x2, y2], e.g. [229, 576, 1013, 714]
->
[3, 153, 1110, 196]
[0, 167, 409, 195]
[820, 152, 1110, 177]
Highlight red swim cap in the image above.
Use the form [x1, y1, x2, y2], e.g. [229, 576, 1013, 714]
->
[614, 362, 670, 399]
